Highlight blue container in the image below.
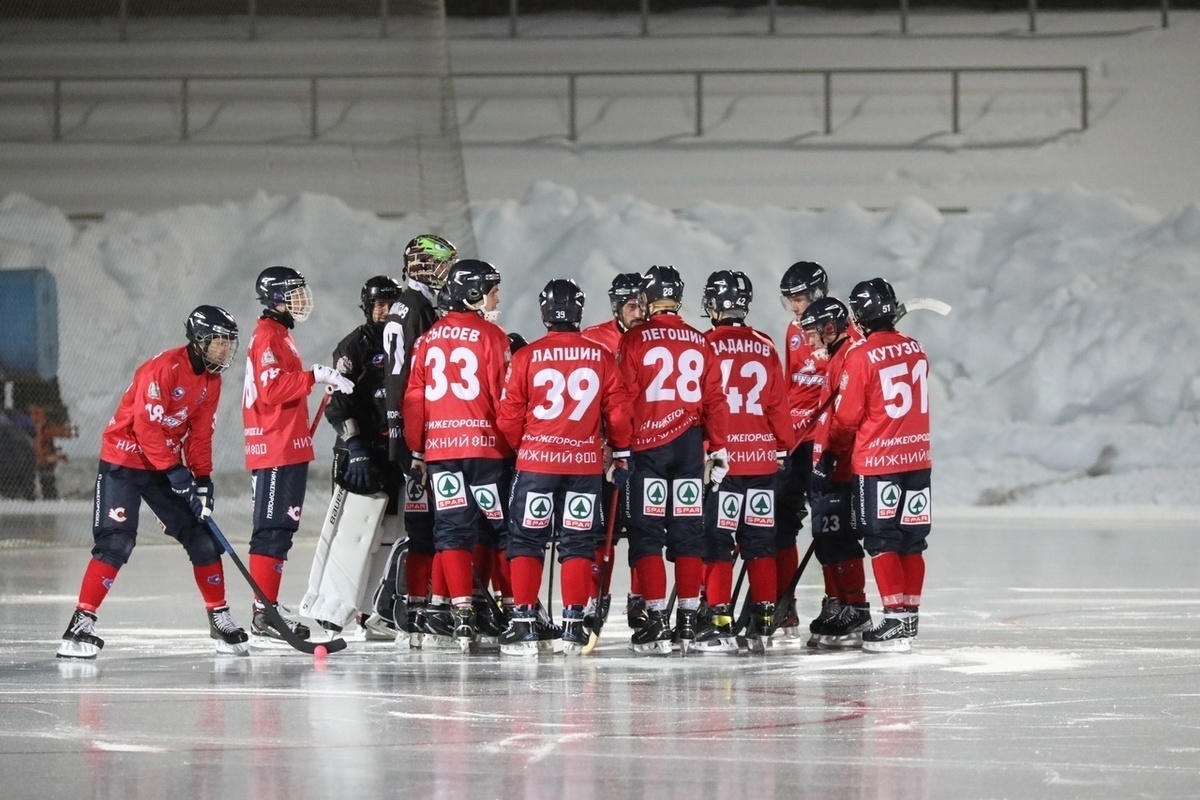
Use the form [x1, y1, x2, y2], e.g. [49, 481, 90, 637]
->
[0, 268, 59, 380]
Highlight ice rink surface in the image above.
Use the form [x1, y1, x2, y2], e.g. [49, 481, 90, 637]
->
[2, 509, 1198, 799]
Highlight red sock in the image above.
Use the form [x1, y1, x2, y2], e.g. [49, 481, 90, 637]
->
[821, 563, 838, 597]
[674, 555, 703, 601]
[473, 543, 494, 590]
[492, 548, 513, 598]
[706, 561, 733, 606]
[635, 555, 667, 603]
[76, 558, 119, 612]
[248, 554, 284, 605]
[835, 558, 867, 606]
[439, 548, 475, 604]
[746, 557, 778, 605]
[192, 561, 227, 609]
[406, 551, 433, 600]
[776, 544, 798, 592]
[431, 551, 449, 598]
[899, 553, 926, 607]
[510, 555, 543, 607]
[630, 565, 642, 596]
[560, 557, 593, 608]
[870, 552, 905, 608]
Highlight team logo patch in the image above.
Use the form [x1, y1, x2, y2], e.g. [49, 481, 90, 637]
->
[789, 333, 802, 350]
[206, 575, 222, 585]
[171, 387, 185, 400]
[876, 482, 901, 520]
[261, 348, 277, 366]
[562, 492, 596, 531]
[900, 488, 931, 526]
[102, 577, 115, 589]
[372, 353, 386, 368]
[107, 507, 127, 523]
[286, 505, 302, 522]
[470, 483, 504, 521]
[672, 479, 703, 517]
[404, 476, 429, 513]
[716, 492, 742, 531]
[642, 478, 668, 517]
[147, 382, 161, 400]
[522, 492, 554, 529]
[745, 488, 775, 527]
[434, 471, 468, 511]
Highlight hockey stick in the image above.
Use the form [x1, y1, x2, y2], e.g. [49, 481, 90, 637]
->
[582, 489, 621, 655]
[309, 385, 334, 437]
[895, 297, 952, 323]
[206, 518, 347, 655]
[546, 535, 557, 624]
[729, 556, 751, 635]
[769, 539, 817, 632]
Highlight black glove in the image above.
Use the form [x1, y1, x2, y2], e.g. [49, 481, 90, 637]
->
[166, 464, 203, 520]
[194, 475, 215, 521]
[810, 451, 838, 496]
[342, 437, 377, 495]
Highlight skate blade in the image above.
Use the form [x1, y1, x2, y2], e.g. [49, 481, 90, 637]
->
[817, 634, 864, 650]
[630, 640, 672, 655]
[538, 639, 562, 654]
[560, 641, 585, 656]
[456, 637, 472, 653]
[213, 640, 250, 656]
[743, 635, 770, 654]
[862, 638, 912, 654]
[500, 641, 540, 657]
[249, 633, 304, 649]
[56, 641, 101, 660]
[395, 631, 423, 649]
[693, 638, 739, 654]
[421, 634, 462, 651]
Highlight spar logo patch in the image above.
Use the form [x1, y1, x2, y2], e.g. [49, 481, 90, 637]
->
[470, 483, 503, 521]
[434, 471, 468, 511]
[716, 492, 742, 531]
[672, 479, 702, 517]
[745, 488, 774, 527]
[900, 488, 931, 526]
[642, 478, 667, 517]
[522, 492, 553, 529]
[876, 482, 901, 520]
[405, 476, 429, 513]
[562, 492, 595, 531]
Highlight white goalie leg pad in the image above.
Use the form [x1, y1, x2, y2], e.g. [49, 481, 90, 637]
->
[300, 487, 350, 618]
[306, 490, 388, 629]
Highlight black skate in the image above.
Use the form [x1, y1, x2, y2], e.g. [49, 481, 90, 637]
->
[208, 605, 249, 655]
[818, 603, 872, 650]
[743, 601, 776, 654]
[807, 596, 843, 648]
[626, 594, 649, 630]
[533, 601, 562, 654]
[583, 593, 611, 635]
[902, 606, 919, 640]
[397, 599, 426, 649]
[673, 608, 699, 655]
[251, 602, 311, 644]
[422, 602, 461, 651]
[772, 596, 803, 643]
[473, 596, 506, 651]
[862, 610, 911, 653]
[499, 606, 539, 657]
[630, 607, 672, 655]
[560, 605, 588, 656]
[56, 609, 104, 660]
[692, 603, 738, 654]
[452, 606, 476, 653]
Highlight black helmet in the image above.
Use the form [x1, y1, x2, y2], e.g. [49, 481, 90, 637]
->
[702, 270, 753, 319]
[848, 277, 899, 330]
[255, 265, 313, 322]
[608, 272, 643, 316]
[404, 234, 458, 288]
[360, 275, 403, 321]
[539, 278, 586, 329]
[779, 261, 828, 300]
[445, 259, 501, 312]
[185, 305, 239, 373]
[641, 265, 684, 308]
[799, 296, 850, 339]
[507, 332, 529, 353]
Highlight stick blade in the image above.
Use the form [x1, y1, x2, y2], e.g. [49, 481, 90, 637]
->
[899, 297, 952, 317]
[581, 631, 600, 655]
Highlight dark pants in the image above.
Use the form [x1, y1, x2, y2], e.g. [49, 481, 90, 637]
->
[428, 457, 511, 552]
[810, 481, 865, 564]
[703, 473, 778, 563]
[507, 471, 603, 561]
[851, 469, 932, 557]
[776, 440, 813, 551]
[624, 427, 706, 562]
[250, 462, 309, 560]
[91, 460, 222, 568]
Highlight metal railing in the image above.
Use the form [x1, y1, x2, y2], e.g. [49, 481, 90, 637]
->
[3, 66, 1089, 143]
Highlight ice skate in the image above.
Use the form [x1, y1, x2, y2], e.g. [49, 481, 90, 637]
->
[396, 600, 426, 649]
[772, 596, 804, 643]
[902, 606, 919, 641]
[452, 605, 476, 653]
[692, 604, 738, 654]
[818, 603, 871, 650]
[251, 602, 310, 644]
[421, 602, 462, 650]
[359, 611, 397, 642]
[534, 601, 562, 654]
[673, 608, 699, 655]
[499, 606, 539, 656]
[626, 594, 649, 630]
[630, 608, 672, 655]
[807, 596, 843, 647]
[560, 606, 588, 656]
[861, 610, 911, 653]
[472, 597, 506, 651]
[56, 609, 104, 660]
[207, 605, 249, 655]
[743, 601, 776, 654]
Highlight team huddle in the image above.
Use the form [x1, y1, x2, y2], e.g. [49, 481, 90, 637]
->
[56, 233, 933, 660]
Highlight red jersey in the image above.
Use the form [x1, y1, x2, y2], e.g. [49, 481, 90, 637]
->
[403, 310, 513, 462]
[242, 316, 318, 470]
[704, 323, 796, 477]
[616, 312, 728, 452]
[831, 330, 932, 476]
[497, 330, 632, 475]
[810, 338, 861, 483]
[783, 318, 828, 442]
[99, 346, 221, 476]
[580, 318, 623, 354]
